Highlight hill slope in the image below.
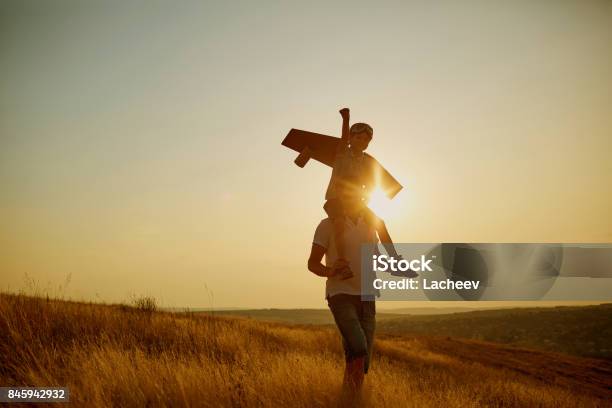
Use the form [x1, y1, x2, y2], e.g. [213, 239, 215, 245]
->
[205, 308, 406, 325]
[1, 293, 610, 407]
[377, 304, 612, 359]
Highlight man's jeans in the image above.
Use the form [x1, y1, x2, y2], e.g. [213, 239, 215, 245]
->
[327, 294, 376, 373]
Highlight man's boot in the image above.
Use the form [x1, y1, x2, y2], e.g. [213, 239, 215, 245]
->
[343, 359, 350, 386]
[346, 356, 365, 390]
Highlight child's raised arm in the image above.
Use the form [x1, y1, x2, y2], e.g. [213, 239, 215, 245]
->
[338, 108, 350, 152]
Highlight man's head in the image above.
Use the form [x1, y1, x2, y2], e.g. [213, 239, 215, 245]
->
[349, 123, 373, 152]
[343, 199, 365, 219]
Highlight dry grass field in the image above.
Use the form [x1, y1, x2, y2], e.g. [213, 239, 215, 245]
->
[1, 293, 610, 407]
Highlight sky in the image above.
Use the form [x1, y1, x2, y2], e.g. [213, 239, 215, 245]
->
[1, 1, 611, 308]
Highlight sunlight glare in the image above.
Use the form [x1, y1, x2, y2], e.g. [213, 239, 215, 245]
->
[367, 187, 402, 221]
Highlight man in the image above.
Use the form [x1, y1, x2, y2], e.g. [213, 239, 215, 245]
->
[307, 201, 379, 391]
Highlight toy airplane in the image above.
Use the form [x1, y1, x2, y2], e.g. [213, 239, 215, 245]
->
[281, 128, 403, 199]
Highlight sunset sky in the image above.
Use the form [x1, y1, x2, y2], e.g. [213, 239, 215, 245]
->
[2, 1, 611, 308]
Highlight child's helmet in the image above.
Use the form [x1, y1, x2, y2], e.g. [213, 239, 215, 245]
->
[350, 123, 373, 138]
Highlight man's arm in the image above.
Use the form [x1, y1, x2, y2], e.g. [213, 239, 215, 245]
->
[308, 243, 335, 277]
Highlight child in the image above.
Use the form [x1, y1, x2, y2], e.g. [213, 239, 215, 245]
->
[325, 108, 413, 279]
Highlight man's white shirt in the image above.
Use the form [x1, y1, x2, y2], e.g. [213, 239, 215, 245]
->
[313, 216, 378, 299]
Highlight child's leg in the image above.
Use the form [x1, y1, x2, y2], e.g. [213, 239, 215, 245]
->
[331, 215, 354, 279]
[363, 208, 418, 277]
[324, 199, 349, 264]
[377, 220, 400, 259]
[362, 208, 400, 258]
[332, 216, 348, 262]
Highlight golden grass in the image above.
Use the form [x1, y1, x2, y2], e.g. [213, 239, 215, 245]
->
[1, 293, 609, 407]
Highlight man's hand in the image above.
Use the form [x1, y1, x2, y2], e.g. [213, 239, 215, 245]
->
[325, 267, 339, 278]
[339, 108, 350, 120]
[333, 258, 354, 280]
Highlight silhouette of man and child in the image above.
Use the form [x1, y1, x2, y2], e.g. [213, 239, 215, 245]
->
[302, 108, 416, 393]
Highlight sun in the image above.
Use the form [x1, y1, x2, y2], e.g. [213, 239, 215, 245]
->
[367, 187, 401, 221]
